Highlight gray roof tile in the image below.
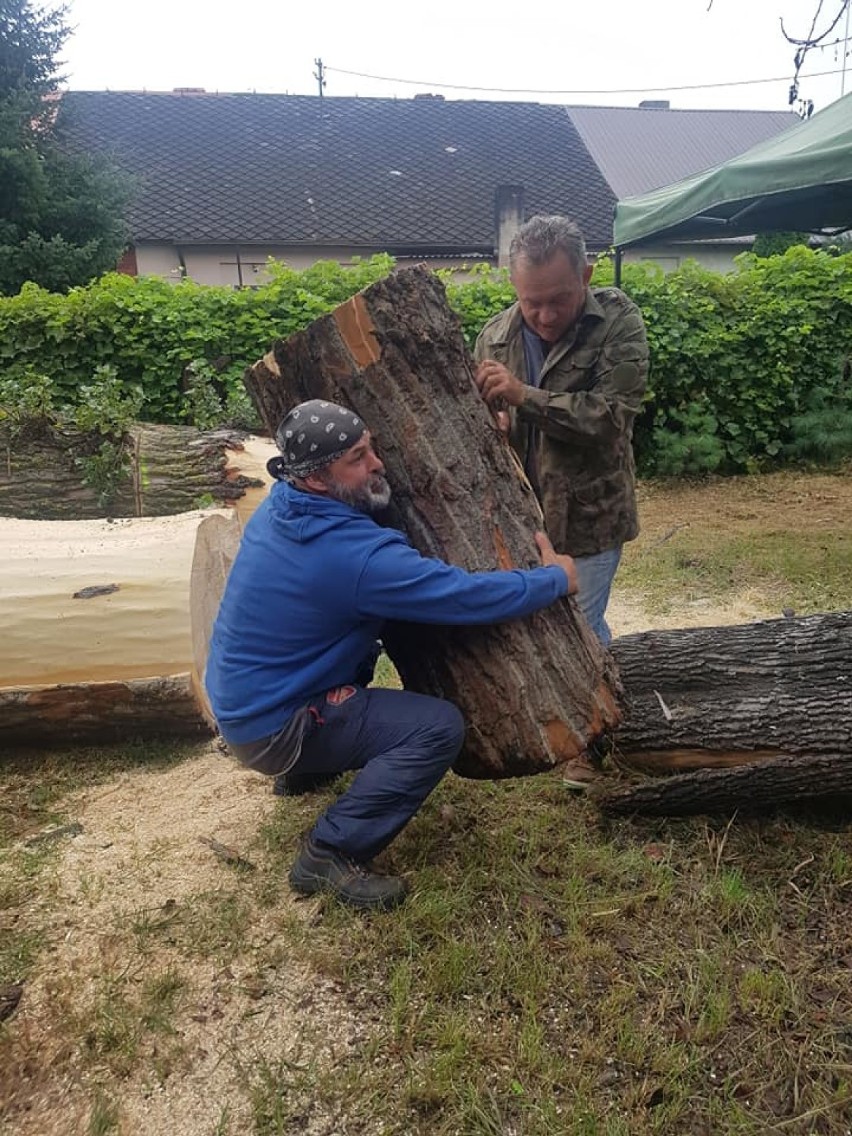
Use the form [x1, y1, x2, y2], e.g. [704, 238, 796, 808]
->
[567, 103, 799, 198]
[59, 92, 616, 249]
[59, 93, 798, 250]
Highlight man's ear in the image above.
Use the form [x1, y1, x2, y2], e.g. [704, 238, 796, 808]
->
[582, 263, 594, 286]
[298, 472, 330, 495]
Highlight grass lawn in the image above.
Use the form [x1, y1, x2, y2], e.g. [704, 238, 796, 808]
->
[1, 470, 851, 1135]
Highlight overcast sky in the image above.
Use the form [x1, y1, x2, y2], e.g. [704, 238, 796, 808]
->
[60, 0, 850, 114]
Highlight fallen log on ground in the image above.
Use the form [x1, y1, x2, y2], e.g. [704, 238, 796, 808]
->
[594, 750, 852, 816]
[189, 511, 243, 728]
[595, 612, 852, 814]
[1, 676, 211, 747]
[0, 440, 275, 748]
[243, 264, 621, 779]
[0, 422, 266, 519]
[1, 512, 227, 690]
[0, 510, 232, 747]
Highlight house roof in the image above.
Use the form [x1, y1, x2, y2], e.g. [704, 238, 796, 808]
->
[59, 92, 799, 253]
[567, 103, 800, 199]
[59, 91, 617, 250]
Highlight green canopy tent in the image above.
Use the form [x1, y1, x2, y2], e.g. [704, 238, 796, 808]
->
[613, 92, 852, 273]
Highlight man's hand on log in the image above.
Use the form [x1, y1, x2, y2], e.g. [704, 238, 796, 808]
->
[475, 360, 526, 407]
[535, 532, 578, 595]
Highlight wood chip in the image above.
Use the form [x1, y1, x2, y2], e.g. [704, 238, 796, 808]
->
[197, 835, 255, 871]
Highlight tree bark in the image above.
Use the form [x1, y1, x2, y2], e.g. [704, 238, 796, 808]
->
[610, 613, 852, 766]
[0, 676, 211, 747]
[594, 751, 852, 816]
[0, 423, 264, 519]
[595, 612, 852, 814]
[243, 264, 622, 779]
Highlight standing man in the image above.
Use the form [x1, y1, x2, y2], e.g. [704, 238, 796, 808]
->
[474, 214, 649, 647]
[206, 399, 577, 912]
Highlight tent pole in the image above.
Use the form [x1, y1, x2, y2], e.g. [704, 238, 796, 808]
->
[614, 246, 623, 289]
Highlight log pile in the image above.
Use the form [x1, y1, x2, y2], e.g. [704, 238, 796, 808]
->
[0, 422, 265, 519]
[243, 264, 621, 778]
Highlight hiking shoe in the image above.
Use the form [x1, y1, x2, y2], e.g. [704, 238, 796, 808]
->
[272, 770, 338, 797]
[289, 837, 409, 911]
[561, 755, 598, 791]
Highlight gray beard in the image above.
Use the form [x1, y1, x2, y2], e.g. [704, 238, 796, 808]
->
[327, 473, 392, 515]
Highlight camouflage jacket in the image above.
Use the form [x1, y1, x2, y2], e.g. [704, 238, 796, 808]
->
[474, 286, 649, 558]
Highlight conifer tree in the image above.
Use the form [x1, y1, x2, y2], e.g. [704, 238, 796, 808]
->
[0, 0, 130, 294]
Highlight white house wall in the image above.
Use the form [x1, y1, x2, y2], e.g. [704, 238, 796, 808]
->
[133, 240, 749, 286]
[622, 242, 751, 274]
[134, 243, 375, 286]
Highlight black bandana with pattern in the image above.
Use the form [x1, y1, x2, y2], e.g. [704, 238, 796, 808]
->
[267, 399, 366, 481]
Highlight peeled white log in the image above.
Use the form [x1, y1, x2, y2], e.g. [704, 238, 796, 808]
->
[0, 432, 277, 746]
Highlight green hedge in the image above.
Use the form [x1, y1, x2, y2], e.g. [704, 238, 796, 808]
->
[1, 247, 851, 476]
[0, 256, 397, 424]
[599, 248, 852, 474]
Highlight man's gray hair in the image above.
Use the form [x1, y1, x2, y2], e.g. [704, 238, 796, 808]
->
[509, 215, 588, 278]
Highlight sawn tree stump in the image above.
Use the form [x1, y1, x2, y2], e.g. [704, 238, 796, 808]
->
[243, 264, 622, 778]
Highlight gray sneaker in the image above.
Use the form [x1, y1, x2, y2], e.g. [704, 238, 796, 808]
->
[289, 837, 409, 911]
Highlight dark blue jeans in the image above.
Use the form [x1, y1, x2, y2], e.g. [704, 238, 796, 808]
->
[293, 687, 465, 862]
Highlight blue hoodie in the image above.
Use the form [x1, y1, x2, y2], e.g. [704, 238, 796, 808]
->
[205, 480, 569, 744]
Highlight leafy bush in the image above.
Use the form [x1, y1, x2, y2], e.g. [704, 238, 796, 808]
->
[616, 248, 852, 474]
[1, 248, 850, 477]
[440, 263, 515, 348]
[0, 363, 142, 507]
[0, 370, 55, 435]
[752, 232, 810, 258]
[71, 366, 143, 508]
[783, 382, 852, 464]
[0, 256, 395, 422]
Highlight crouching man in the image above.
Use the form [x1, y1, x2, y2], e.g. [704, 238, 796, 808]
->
[206, 399, 576, 911]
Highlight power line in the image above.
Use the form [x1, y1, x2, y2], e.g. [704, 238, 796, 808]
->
[323, 63, 847, 97]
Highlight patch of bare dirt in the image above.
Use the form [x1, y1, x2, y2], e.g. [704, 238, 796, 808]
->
[3, 746, 375, 1136]
[609, 469, 852, 636]
[635, 468, 852, 540]
[607, 586, 775, 638]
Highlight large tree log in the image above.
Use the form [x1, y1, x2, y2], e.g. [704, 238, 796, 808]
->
[0, 510, 228, 746]
[610, 613, 852, 767]
[1, 512, 227, 689]
[0, 435, 278, 747]
[243, 264, 621, 779]
[189, 511, 242, 728]
[0, 423, 265, 519]
[595, 612, 852, 814]
[595, 751, 852, 816]
[0, 676, 210, 747]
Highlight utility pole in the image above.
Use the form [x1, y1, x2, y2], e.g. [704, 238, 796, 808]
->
[314, 58, 326, 99]
[842, 0, 851, 96]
